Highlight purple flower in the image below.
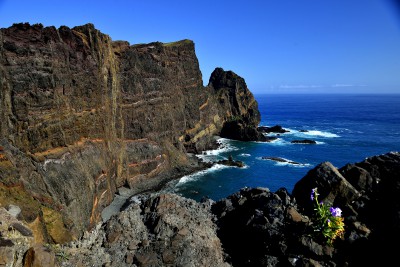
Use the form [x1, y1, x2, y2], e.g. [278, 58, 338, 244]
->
[311, 188, 318, 201]
[330, 207, 342, 217]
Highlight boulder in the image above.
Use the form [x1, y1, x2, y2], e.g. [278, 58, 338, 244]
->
[217, 155, 245, 168]
[211, 152, 400, 266]
[292, 161, 360, 214]
[59, 193, 230, 267]
[23, 245, 56, 267]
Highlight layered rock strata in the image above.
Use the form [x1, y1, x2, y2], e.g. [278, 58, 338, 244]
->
[0, 23, 264, 242]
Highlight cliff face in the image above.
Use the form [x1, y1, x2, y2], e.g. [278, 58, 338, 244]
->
[209, 68, 266, 142]
[0, 23, 264, 242]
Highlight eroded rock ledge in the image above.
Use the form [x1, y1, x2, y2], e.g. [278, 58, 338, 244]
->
[0, 22, 265, 241]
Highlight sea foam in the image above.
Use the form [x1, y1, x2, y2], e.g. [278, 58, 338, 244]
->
[257, 156, 311, 168]
[176, 164, 229, 185]
[301, 130, 340, 138]
[197, 138, 239, 162]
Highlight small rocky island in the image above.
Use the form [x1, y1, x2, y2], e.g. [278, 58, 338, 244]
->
[291, 139, 317, 144]
[217, 155, 245, 168]
[258, 125, 290, 134]
[262, 156, 302, 165]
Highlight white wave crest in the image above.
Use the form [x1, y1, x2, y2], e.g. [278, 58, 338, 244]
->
[239, 153, 251, 157]
[257, 156, 311, 168]
[176, 164, 228, 185]
[284, 129, 339, 138]
[256, 138, 290, 146]
[197, 138, 239, 162]
[301, 130, 340, 138]
[275, 162, 311, 168]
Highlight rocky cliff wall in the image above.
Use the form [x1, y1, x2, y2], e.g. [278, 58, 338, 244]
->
[0, 23, 264, 242]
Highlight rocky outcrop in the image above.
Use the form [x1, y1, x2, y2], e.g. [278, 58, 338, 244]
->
[217, 155, 245, 168]
[56, 193, 230, 267]
[0, 23, 264, 241]
[209, 68, 266, 142]
[258, 125, 290, 134]
[211, 151, 400, 266]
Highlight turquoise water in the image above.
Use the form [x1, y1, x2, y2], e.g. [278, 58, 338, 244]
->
[171, 94, 400, 202]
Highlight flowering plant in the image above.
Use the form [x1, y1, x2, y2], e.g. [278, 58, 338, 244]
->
[310, 188, 345, 246]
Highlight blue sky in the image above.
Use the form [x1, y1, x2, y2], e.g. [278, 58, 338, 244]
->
[1, 0, 399, 94]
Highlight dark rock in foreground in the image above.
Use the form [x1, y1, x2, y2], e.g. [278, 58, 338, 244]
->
[60, 194, 230, 267]
[213, 151, 400, 266]
[291, 139, 317, 144]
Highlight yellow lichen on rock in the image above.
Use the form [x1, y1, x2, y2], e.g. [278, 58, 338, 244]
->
[42, 206, 72, 244]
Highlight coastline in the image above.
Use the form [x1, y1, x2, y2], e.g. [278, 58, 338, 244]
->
[101, 146, 217, 221]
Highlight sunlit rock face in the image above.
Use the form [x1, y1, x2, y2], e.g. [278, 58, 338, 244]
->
[209, 67, 267, 142]
[0, 23, 264, 240]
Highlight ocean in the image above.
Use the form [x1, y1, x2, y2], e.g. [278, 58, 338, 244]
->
[168, 94, 400, 202]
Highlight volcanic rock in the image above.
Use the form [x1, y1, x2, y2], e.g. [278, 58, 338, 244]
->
[217, 155, 245, 168]
[258, 125, 290, 134]
[212, 152, 400, 266]
[209, 68, 267, 142]
[262, 156, 301, 165]
[0, 22, 264, 240]
[59, 193, 230, 267]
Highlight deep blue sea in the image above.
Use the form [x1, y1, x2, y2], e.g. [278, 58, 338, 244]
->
[169, 94, 400, 202]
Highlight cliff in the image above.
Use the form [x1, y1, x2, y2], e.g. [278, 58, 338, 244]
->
[0, 23, 265, 243]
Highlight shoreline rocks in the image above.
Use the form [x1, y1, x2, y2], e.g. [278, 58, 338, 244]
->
[213, 151, 400, 266]
[217, 155, 245, 168]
